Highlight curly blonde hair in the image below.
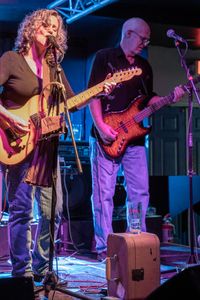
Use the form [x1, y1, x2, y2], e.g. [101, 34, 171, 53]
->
[14, 9, 67, 63]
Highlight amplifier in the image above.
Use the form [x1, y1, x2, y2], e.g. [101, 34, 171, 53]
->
[58, 141, 90, 163]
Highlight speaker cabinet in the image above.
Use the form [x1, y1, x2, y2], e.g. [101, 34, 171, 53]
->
[58, 219, 94, 252]
[61, 163, 92, 220]
[146, 265, 200, 299]
[0, 277, 34, 300]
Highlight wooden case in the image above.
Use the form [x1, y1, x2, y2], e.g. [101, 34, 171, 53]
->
[106, 232, 160, 299]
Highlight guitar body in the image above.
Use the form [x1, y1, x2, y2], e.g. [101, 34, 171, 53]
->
[0, 95, 43, 165]
[98, 96, 151, 158]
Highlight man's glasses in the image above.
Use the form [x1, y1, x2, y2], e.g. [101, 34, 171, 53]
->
[129, 30, 150, 47]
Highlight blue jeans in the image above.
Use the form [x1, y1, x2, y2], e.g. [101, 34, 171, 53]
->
[2, 155, 63, 277]
[89, 136, 149, 253]
[32, 159, 63, 276]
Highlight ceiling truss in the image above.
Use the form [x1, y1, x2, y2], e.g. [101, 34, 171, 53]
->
[47, 0, 116, 23]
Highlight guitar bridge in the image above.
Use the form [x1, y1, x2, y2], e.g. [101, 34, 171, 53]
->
[30, 113, 43, 129]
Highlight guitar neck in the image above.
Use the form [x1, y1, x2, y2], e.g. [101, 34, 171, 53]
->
[135, 75, 200, 123]
[66, 79, 108, 110]
[135, 93, 174, 123]
[65, 67, 143, 111]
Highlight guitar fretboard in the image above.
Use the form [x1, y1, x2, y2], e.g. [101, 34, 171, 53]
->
[134, 92, 175, 123]
[67, 81, 106, 110]
[134, 75, 200, 123]
[66, 68, 141, 110]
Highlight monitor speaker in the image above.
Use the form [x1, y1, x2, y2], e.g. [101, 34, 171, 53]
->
[146, 265, 200, 299]
[61, 163, 92, 220]
[0, 276, 34, 300]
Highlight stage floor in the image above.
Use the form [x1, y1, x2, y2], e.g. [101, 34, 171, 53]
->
[0, 242, 200, 299]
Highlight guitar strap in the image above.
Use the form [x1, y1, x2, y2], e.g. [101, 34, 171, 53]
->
[140, 77, 148, 96]
[42, 59, 51, 103]
[24, 59, 58, 187]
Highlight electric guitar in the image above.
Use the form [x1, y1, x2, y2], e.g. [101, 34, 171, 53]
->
[0, 67, 142, 165]
[95, 76, 200, 158]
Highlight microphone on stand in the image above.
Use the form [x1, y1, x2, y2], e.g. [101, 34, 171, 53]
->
[47, 35, 63, 53]
[166, 29, 187, 43]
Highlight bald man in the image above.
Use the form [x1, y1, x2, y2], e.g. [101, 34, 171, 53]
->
[88, 17, 184, 261]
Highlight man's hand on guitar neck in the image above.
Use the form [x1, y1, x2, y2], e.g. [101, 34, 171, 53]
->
[172, 85, 185, 101]
[96, 122, 118, 145]
[103, 73, 117, 95]
[148, 85, 185, 105]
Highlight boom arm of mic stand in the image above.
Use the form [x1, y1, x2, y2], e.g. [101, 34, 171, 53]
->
[63, 105, 83, 174]
[175, 40, 200, 105]
[188, 79, 200, 106]
[51, 46, 82, 174]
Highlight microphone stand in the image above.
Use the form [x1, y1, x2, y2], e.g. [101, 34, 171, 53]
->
[53, 59, 83, 175]
[35, 46, 91, 300]
[174, 40, 200, 265]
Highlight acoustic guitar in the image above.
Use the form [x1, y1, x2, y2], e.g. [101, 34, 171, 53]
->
[0, 67, 142, 165]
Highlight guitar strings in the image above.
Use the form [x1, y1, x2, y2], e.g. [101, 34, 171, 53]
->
[113, 96, 173, 133]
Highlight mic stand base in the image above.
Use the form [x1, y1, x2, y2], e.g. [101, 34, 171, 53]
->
[34, 271, 96, 300]
[34, 270, 59, 297]
[42, 271, 58, 292]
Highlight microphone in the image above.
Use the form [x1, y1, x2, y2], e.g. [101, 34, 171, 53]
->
[166, 29, 187, 43]
[47, 35, 63, 53]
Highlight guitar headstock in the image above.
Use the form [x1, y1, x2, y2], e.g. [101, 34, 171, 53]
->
[112, 67, 142, 84]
